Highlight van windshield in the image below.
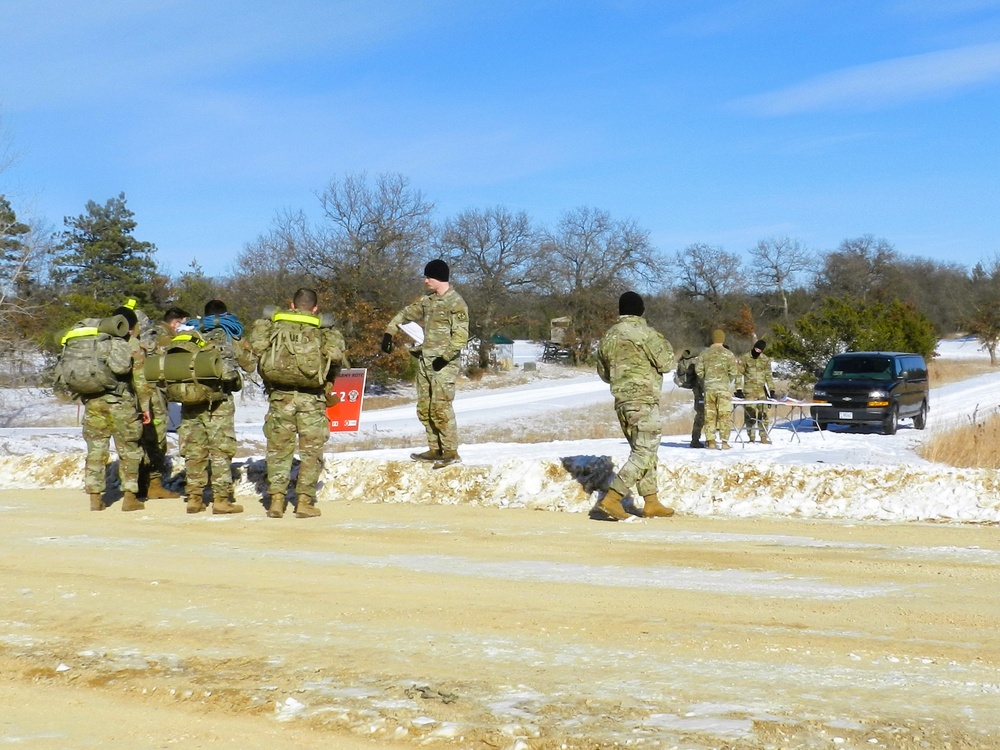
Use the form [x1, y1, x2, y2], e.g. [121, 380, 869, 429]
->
[823, 356, 893, 381]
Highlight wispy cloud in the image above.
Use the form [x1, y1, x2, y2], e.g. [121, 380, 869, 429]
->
[734, 42, 1000, 115]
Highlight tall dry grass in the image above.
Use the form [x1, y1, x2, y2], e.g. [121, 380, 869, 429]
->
[918, 359, 1000, 469]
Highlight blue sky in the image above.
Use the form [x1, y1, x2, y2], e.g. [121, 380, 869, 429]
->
[2, 0, 999, 278]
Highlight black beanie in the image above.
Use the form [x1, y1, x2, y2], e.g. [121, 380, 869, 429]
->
[618, 291, 644, 316]
[424, 259, 450, 282]
[751, 339, 766, 358]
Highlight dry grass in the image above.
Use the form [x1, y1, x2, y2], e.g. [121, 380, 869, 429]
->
[929, 358, 995, 387]
[918, 411, 1000, 469]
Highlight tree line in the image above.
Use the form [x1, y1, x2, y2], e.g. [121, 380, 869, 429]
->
[3, 172, 1000, 388]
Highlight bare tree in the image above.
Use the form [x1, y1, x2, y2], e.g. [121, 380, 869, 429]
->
[437, 206, 545, 367]
[748, 236, 813, 321]
[673, 242, 744, 310]
[815, 235, 898, 302]
[965, 258, 1000, 366]
[311, 172, 435, 309]
[543, 206, 663, 360]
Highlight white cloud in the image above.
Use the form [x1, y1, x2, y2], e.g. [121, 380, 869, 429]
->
[734, 42, 1000, 115]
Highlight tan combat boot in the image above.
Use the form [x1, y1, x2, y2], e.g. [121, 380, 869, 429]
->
[435, 450, 461, 466]
[212, 495, 244, 514]
[185, 490, 205, 514]
[641, 493, 675, 518]
[747, 432, 756, 443]
[146, 476, 181, 499]
[594, 488, 629, 521]
[294, 496, 321, 518]
[267, 494, 285, 518]
[90, 493, 105, 512]
[721, 442, 732, 450]
[410, 449, 443, 462]
[121, 491, 145, 512]
[706, 439, 716, 449]
[760, 433, 771, 444]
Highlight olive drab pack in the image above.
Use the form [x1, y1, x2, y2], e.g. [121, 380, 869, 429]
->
[53, 316, 133, 398]
[145, 331, 226, 406]
[199, 326, 244, 393]
[253, 310, 335, 389]
[674, 348, 701, 390]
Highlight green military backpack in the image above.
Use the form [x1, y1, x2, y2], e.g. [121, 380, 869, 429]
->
[144, 331, 226, 406]
[199, 326, 244, 393]
[53, 316, 133, 398]
[252, 310, 336, 389]
[673, 348, 701, 390]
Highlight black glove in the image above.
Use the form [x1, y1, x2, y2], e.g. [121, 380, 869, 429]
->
[734, 389, 744, 399]
[432, 356, 448, 371]
[380, 333, 393, 354]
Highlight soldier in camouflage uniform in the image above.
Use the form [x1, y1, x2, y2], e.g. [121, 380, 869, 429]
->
[593, 292, 675, 520]
[83, 306, 152, 512]
[738, 339, 777, 443]
[381, 259, 469, 466]
[249, 288, 349, 518]
[178, 300, 255, 515]
[695, 329, 739, 449]
[136, 305, 188, 499]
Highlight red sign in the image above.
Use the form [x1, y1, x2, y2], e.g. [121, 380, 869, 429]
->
[326, 368, 367, 432]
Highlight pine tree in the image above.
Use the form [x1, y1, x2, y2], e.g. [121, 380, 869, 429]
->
[52, 192, 158, 311]
[0, 194, 30, 297]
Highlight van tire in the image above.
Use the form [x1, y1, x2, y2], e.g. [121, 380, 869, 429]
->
[913, 401, 927, 430]
[882, 405, 898, 435]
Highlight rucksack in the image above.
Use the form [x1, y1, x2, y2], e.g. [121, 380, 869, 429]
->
[673, 348, 700, 389]
[198, 317, 245, 393]
[53, 316, 133, 398]
[252, 311, 336, 389]
[145, 332, 226, 406]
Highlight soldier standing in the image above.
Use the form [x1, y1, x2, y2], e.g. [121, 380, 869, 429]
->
[381, 259, 469, 467]
[696, 329, 738, 449]
[593, 291, 675, 521]
[87, 306, 152, 511]
[137, 306, 188, 499]
[738, 339, 777, 443]
[177, 300, 255, 514]
[249, 288, 349, 518]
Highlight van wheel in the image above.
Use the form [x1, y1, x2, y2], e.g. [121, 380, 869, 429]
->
[882, 406, 898, 435]
[913, 401, 927, 430]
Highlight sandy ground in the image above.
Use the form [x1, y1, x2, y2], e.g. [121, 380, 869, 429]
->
[3, 490, 1000, 750]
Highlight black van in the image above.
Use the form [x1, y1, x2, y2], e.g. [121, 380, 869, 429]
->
[810, 352, 929, 435]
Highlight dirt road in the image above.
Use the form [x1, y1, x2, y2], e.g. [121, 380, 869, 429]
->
[2, 488, 1000, 749]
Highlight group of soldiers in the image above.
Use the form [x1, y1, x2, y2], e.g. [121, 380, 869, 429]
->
[594, 291, 775, 521]
[80, 260, 469, 518]
[79, 263, 771, 524]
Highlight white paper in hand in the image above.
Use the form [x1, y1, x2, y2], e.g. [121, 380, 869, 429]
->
[399, 322, 424, 346]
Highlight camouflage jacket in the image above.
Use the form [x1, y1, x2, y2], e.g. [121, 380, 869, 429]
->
[386, 287, 470, 363]
[739, 352, 775, 398]
[596, 315, 674, 406]
[128, 336, 154, 412]
[695, 344, 738, 395]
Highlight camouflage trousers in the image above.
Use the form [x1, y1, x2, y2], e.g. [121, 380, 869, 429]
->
[742, 390, 769, 439]
[264, 389, 329, 500]
[178, 396, 237, 500]
[82, 393, 143, 495]
[609, 400, 661, 498]
[703, 390, 734, 442]
[691, 386, 705, 442]
[140, 386, 170, 477]
[416, 358, 459, 454]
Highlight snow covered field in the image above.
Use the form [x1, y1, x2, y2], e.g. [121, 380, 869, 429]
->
[1, 338, 999, 523]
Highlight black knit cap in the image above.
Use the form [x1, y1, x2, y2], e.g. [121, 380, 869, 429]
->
[424, 259, 450, 282]
[753, 339, 766, 351]
[618, 291, 644, 316]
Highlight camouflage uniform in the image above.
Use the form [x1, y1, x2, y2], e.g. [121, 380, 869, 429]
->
[386, 287, 469, 456]
[739, 351, 776, 441]
[596, 315, 674, 497]
[695, 344, 738, 446]
[177, 330, 255, 504]
[249, 311, 349, 505]
[138, 320, 176, 484]
[83, 337, 151, 496]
